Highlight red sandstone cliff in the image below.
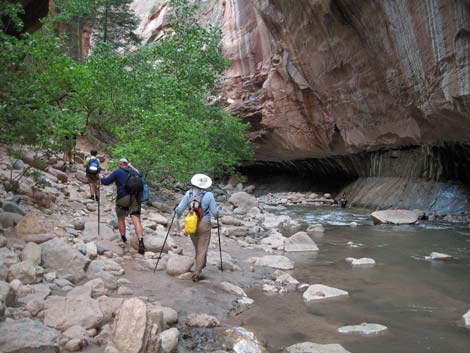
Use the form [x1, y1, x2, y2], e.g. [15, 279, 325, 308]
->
[139, 1, 470, 161]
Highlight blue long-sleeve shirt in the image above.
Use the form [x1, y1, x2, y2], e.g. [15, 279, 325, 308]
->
[175, 187, 219, 220]
[100, 167, 142, 200]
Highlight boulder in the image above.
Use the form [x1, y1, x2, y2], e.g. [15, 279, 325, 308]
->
[2, 201, 26, 216]
[371, 210, 418, 225]
[220, 281, 248, 297]
[166, 255, 194, 276]
[425, 252, 453, 261]
[44, 295, 104, 331]
[86, 242, 98, 259]
[22, 242, 42, 265]
[185, 313, 220, 328]
[41, 238, 89, 284]
[285, 342, 351, 353]
[16, 283, 51, 306]
[97, 296, 124, 323]
[345, 258, 376, 266]
[260, 231, 285, 250]
[284, 232, 319, 252]
[228, 192, 259, 213]
[463, 309, 470, 328]
[96, 240, 125, 256]
[337, 323, 388, 335]
[0, 281, 15, 306]
[221, 215, 244, 226]
[106, 298, 148, 353]
[0, 212, 23, 228]
[7, 260, 43, 284]
[222, 226, 249, 237]
[0, 247, 20, 268]
[87, 259, 124, 277]
[148, 213, 169, 226]
[15, 213, 47, 234]
[68, 278, 107, 299]
[248, 255, 295, 270]
[130, 232, 176, 253]
[64, 338, 84, 351]
[63, 325, 89, 341]
[207, 251, 240, 271]
[225, 327, 267, 353]
[159, 327, 179, 353]
[19, 233, 55, 244]
[25, 298, 45, 316]
[303, 284, 349, 302]
[278, 218, 304, 237]
[82, 221, 117, 242]
[0, 318, 60, 353]
[47, 168, 68, 183]
[272, 270, 299, 292]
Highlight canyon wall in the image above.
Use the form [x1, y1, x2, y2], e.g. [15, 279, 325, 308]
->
[133, 0, 470, 162]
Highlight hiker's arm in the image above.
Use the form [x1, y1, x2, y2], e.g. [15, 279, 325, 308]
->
[127, 163, 140, 175]
[208, 193, 219, 219]
[99, 170, 117, 185]
[83, 157, 89, 168]
[175, 191, 190, 218]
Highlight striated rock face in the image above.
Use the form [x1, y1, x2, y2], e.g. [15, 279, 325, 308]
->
[132, 0, 470, 161]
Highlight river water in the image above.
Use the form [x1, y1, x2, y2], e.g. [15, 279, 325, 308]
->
[236, 206, 470, 353]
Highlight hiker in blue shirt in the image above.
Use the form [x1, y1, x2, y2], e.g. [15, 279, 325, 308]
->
[175, 174, 219, 282]
[99, 158, 145, 254]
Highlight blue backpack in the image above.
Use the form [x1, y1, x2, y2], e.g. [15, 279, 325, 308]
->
[86, 157, 100, 175]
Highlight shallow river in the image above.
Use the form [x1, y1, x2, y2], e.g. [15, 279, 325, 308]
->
[236, 206, 470, 353]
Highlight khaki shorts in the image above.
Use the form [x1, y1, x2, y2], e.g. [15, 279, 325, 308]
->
[86, 173, 99, 183]
[116, 194, 141, 218]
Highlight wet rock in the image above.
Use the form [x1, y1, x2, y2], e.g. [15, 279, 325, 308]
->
[225, 327, 267, 353]
[0, 247, 20, 268]
[345, 257, 376, 266]
[463, 309, 470, 328]
[349, 222, 358, 228]
[41, 238, 89, 284]
[0, 212, 23, 228]
[425, 252, 453, 261]
[44, 295, 104, 331]
[248, 255, 295, 270]
[2, 201, 26, 216]
[284, 232, 319, 252]
[106, 298, 148, 353]
[306, 224, 325, 234]
[22, 242, 42, 265]
[166, 255, 194, 276]
[220, 281, 248, 297]
[159, 327, 179, 353]
[8, 260, 43, 284]
[337, 323, 388, 335]
[0, 318, 60, 353]
[185, 313, 220, 328]
[285, 342, 351, 353]
[371, 210, 418, 225]
[303, 284, 349, 302]
[0, 281, 15, 306]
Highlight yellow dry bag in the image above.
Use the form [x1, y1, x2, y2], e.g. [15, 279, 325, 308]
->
[184, 211, 198, 235]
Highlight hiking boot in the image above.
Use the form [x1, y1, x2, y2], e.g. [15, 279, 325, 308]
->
[95, 196, 100, 202]
[121, 235, 127, 243]
[192, 274, 201, 282]
[138, 239, 145, 255]
[89, 195, 95, 200]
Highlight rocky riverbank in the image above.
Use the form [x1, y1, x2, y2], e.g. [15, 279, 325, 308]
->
[0, 143, 469, 353]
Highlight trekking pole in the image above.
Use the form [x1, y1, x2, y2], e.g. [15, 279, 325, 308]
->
[153, 211, 176, 273]
[97, 180, 101, 236]
[217, 217, 223, 272]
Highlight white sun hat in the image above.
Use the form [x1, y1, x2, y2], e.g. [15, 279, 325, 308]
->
[191, 174, 212, 189]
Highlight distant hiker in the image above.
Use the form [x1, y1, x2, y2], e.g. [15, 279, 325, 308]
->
[340, 192, 347, 209]
[63, 134, 77, 165]
[99, 158, 146, 254]
[84, 149, 101, 201]
[175, 174, 219, 282]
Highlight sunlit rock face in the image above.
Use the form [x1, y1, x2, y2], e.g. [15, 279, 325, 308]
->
[133, 0, 470, 162]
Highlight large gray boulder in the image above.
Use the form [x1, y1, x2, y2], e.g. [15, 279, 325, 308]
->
[44, 295, 104, 331]
[41, 238, 89, 284]
[285, 342, 351, 353]
[166, 255, 194, 276]
[228, 192, 259, 214]
[284, 232, 319, 252]
[7, 260, 43, 284]
[0, 318, 60, 353]
[0, 212, 23, 228]
[22, 242, 42, 265]
[371, 210, 418, 225]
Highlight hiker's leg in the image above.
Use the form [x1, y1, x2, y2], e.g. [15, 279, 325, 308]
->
[117, 217, 126, 237]
[131, 215, 143, 239]
[193, 219, 211, 276]
[92, 182, 98, 198]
